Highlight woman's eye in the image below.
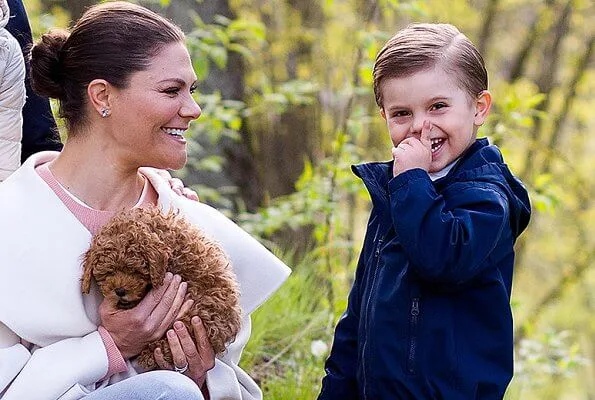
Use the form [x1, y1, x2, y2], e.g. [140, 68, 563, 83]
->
[163, 87, 180, 95]
[189, 84, 198, 94]
[431, 102, 447, 110]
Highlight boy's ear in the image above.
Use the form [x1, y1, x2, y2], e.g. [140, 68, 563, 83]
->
[474, 90, 492, 126]
[380, 108, 387, 121]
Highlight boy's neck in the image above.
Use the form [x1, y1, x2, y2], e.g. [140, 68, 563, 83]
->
[428, 158, 459, 181]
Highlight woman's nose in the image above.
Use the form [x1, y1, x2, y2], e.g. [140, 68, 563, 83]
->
[180, 95, 202, 120]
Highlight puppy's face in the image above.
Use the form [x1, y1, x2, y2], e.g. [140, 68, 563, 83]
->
[93, 260, 153, 309]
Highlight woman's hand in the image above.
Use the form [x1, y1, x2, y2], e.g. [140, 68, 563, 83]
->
[152, 168, 199, 201]
[99, 272, 194, 359]
[168, 177, 199, 202]
[154, 316, 216, 389]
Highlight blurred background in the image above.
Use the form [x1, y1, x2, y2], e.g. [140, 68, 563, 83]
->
[25, 0, 595, 398]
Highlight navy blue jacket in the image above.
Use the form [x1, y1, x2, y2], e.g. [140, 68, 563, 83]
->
[6, 0, 63, 162]
[318, 138, 531, 400]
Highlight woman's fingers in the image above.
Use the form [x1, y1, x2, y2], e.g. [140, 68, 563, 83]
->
[154, 347, 171, 370]
[167, 327, 188, 371]
[154, 279, 188, 335]
[175, 298, 195, 321]
[191, 317, 215, 368]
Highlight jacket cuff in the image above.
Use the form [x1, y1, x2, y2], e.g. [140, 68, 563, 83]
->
[98, 326, 128, 379]
[388, 168, 430, 191]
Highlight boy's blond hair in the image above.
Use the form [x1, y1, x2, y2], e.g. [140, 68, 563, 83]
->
[373, 23, 488, 108]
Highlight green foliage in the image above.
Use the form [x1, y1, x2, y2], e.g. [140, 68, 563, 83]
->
[29, 0, 595, 397]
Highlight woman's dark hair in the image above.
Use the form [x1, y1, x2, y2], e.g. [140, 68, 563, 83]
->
[30, 1, 185, 131]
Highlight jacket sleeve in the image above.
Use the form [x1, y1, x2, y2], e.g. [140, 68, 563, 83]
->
[389, 168, 510, 284]
[0, 323, 109, 400]
[0, 26, 26, 181]
[204, 315, 262, 400]
[318, 215, 377, 400]
[5, 0, 62, 162]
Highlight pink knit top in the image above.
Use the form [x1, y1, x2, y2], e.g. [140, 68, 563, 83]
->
[36, 163, 158, 380]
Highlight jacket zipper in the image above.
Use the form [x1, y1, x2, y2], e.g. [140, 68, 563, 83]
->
[362, 237, 383, 400]
[407, 297, 420, 374]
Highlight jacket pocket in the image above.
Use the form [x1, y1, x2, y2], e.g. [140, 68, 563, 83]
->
[406, 297, 420, 375]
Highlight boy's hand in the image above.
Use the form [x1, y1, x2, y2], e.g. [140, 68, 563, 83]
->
[392, 121, 433, 177]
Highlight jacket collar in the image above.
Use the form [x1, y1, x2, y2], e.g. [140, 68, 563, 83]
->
[352, 138, 492, 199]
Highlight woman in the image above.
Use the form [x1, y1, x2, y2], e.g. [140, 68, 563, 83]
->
[0, 2, 290, 399]
[0, 0, 26, 181]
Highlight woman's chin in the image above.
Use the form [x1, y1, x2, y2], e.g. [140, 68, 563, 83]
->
[149, 153, 187, 171]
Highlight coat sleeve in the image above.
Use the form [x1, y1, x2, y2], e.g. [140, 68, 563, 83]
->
[389, 168, 510, 284]
[0, 323, 109, 400]
[318, 214, 378, 400]
[0, 26, 26, 181]
[5, 0, 63, 162]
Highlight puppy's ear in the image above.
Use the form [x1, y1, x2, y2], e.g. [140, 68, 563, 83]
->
[81, 252, 95, 294]
[147, 247, 170, 288]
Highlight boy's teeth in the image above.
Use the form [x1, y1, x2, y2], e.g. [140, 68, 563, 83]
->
[163, 128, 184, 136]
[431, 138, 445, 152]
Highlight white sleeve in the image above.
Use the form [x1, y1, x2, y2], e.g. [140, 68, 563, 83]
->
[0, 322, 30, 396]
[205, 316, 262, 400]
[0, 28, 26, 182]
[0, 327, 108, 400]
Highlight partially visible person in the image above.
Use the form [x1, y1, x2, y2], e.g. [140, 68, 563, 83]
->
[0, 2, 289, 399]
[0, 0, 26, 181]
[318, 23, 531, 399]
[4, 0, 195, 195]
[6, 0, 63, 162]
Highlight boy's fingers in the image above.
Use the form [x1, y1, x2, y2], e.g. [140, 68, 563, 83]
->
[420, 120, 432, 149]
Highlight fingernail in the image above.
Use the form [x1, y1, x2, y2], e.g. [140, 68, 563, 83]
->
[174, 274, 181, 283]
[180, 282, 187, 291]
[167, 329, 175, 338]
[192, 316, 200, 324]
[155, 348, 162, 355]
[165, 272, 173, 280]
[174, 321, 184, 330]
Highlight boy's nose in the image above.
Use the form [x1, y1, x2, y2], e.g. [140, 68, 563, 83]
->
[409, 115, 425, 137]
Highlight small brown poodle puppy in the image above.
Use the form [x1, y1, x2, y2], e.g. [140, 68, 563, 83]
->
[81, 206, 242, 370]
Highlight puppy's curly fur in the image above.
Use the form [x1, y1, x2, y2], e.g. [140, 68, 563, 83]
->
[81, 206, 242, 370]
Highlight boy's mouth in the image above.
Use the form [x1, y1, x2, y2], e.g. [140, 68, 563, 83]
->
[431, 138, 445, 153]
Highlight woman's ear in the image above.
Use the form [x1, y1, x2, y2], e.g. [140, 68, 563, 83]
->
[474, 90, 492, 126]
[380, 108, 387, 121]
[87, 79, 112, 118]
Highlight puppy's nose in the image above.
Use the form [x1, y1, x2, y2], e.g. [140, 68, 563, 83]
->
[114, 288, 126, 297]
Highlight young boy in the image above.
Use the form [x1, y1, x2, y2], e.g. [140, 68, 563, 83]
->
[318, 23, 531, 399]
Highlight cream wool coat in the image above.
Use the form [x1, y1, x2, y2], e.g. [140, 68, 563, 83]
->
[0, 0, 26, 181]
[0, 152, 291, 400]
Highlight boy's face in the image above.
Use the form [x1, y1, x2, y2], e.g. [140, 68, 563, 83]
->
[380, 66, 491, 173]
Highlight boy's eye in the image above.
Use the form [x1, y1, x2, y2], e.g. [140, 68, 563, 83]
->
[392, 110, 410, 118]
[431, 102, 447, 111]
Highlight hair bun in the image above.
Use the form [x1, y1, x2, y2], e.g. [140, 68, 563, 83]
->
[30, 29, 70, 99]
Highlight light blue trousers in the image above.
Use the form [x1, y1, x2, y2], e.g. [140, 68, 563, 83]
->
[84, 371, 204, 400]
